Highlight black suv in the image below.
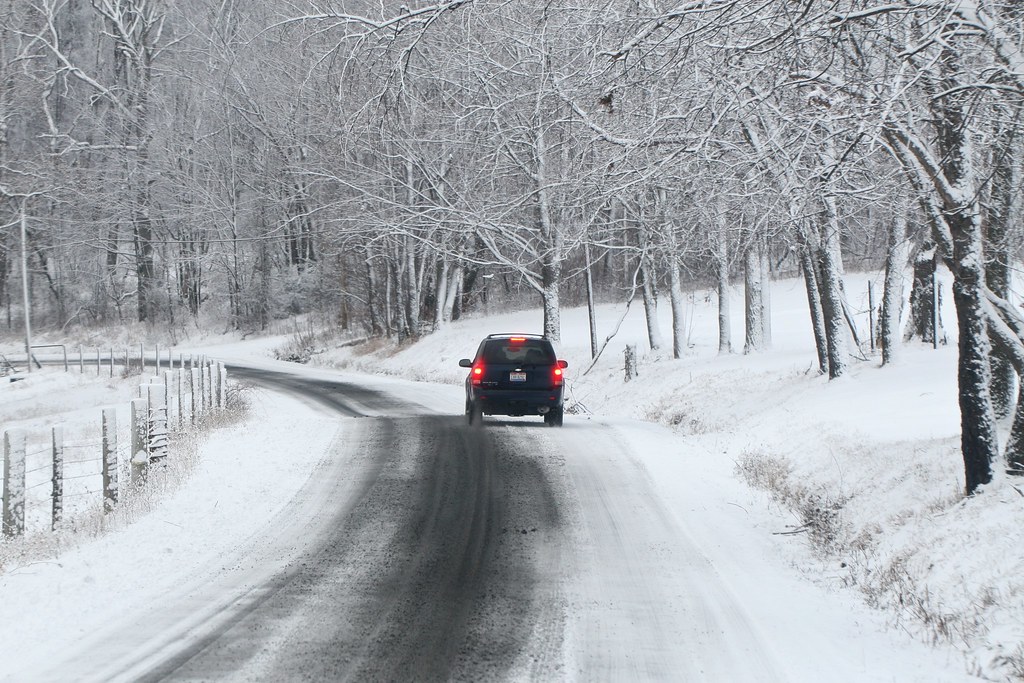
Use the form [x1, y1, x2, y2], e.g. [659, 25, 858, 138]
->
[459, 334, 568, 427]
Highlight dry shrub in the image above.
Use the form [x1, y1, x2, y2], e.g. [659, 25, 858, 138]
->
[735, 449, 850, 556]
[642, 398, 714, 434]
[863, 556, 984, 647]
[273, 322, 319, 363]
[351, 337, 389, 357]
[1001, 644, 1024, 681]
[735, 450, 1015, 670]
[735, 449, 793, 493]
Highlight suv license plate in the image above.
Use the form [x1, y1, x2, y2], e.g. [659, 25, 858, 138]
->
[509, 371, 527, 382]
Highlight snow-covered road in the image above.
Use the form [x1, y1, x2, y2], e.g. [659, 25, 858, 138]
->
[1, 360, 970, 681]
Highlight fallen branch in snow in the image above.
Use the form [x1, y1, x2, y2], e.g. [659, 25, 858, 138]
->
[582, 263, 642, 377]
[563, 383, 593, 416]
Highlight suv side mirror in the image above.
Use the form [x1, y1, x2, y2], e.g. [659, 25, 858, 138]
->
[458, 358, 473, 368]
[557, 360, 568, 369]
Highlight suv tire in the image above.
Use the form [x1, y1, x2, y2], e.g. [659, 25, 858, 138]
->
[468, 401, 484, 427]
[544, 407, 563, 427]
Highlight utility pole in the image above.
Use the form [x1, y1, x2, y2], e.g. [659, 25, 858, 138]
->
[20, 198, 32, 373]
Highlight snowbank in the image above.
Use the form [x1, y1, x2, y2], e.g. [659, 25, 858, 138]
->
[306, 270, 1024, 680]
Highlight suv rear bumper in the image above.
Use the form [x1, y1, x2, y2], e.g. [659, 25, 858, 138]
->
[471, 388, 563, 416]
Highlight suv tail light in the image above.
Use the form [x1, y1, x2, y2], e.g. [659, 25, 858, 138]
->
[553, 365, 563, 387]
[472, 363, 484, 385]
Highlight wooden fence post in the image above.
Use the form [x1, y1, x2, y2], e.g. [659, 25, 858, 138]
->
[180, 369, 193, 426]
[209, 362, 218, 409]
[202, 363, 212, 412]
[624, 344, 638, 382]
[96, 347, 101, 375]
[51, 426, 63, 530]
[868, 281, 876, 352]
[176, 370, 182, 406]
[190, 368, 201, 422]
[130, 398, 149, 483]
[102, 408, 118, 512]
[109, 347, 115, 378]
[163, 370, 177, 429]
[219, 364, 228, 408]
[139, 342, 145, 372]
[211, 362, 221, 409]
[145, 384, 169, 463]
[2, 430, 26, 538]
[155, 343, 161, 373]
[78, 344, 84, 373]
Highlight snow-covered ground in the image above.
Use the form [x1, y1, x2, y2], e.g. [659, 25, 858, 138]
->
[293, 269, 1023, 681]
[0, 368, 144, 532]
[0, 267, 1020, 680]
[0, 382, 339, 680]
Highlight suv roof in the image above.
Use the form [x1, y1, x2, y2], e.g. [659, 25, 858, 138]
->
[485, 333, 547, 340]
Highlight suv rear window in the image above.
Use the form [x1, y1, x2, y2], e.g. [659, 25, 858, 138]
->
[481, 339, 555, 365]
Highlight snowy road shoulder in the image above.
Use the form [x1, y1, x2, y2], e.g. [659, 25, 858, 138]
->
[0, 386, 341, 681]
[592, 417, 973, 682]
[0, 359, 984, 682]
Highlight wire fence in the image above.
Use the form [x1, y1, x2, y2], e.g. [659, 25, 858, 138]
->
[2, 356, 229, 539]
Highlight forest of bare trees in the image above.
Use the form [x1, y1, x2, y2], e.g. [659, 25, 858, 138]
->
[2, 1, 1024, 494]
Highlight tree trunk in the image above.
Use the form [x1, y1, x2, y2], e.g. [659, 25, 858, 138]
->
[403, 236, 420, 338]
[639, 251, 663, 352]
[443, 260, 461, 325]
[0, 244, 7, 330]
[433, 258, 449, 331]
[989, 328, 1017, 421]
[715, 215, 732, 354]
[934, 47, 998, 494]
[102, 222, 120, 321]
[585, 241, 598, 358]
[134, 214, 155, 323]
[949, 209, 998, 493]
[1006, 382, 1024, 475]
[818, 194, 849, 379]
[904, 243, 939, 344]
[880, 207, 911, 365]
[761, 238, 772, 348]
[458, 262, 482, 323]
[743, 240, 767, 354]
[668, 257, 686, 359]
[100, 0, 159, 324]
[799, 240, 829, 375]
[536, 127, 562, 342]
[366, 259, 382, 336]
[337, 254, 350, 332]
[131, 118, 156, 324]
[257, 236, 270, 331]
[987, 126, 1020, 418]
[541, 260, 561, 342]
[635, 205, 664, 352]
[387, 258, 400, 339]
[983, 294, 1024, 475]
